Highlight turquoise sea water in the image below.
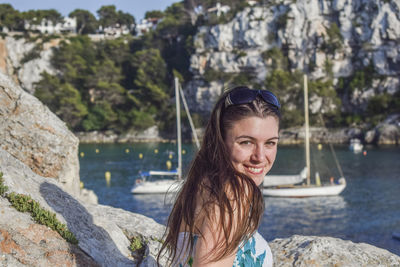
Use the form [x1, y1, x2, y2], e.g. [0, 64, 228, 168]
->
[79, 143, 400, 256]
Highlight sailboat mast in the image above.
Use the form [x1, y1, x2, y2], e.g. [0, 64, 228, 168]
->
[304, 74, 311, 186]
[175, 77, 182, 180]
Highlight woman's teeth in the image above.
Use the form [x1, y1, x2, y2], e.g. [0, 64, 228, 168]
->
[248, 167, 263, 173]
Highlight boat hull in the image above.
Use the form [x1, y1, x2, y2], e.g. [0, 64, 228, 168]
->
[131, 180, 183, 194]
[264, 167, 307, 186]
[263, 178, 346, 197]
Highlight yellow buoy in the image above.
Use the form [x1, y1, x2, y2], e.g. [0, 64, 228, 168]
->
[80, 181, 84, 189]
[317, 144, 323, 150]
[125, 148, 130, 153]
[139, 153, 143, 159]
[80, 152, 85, 158]
[168, 153, 173, 159]
[315, 172, 321, 186]
[105, 171, 111, 186]
[95, 148, 100, 153]
[166, 160, 172, 170]
[154, 149, 159, 154]
[182, 149, 186, 155]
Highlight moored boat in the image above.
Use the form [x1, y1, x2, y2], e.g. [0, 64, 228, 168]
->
[263, 75, 346, 197]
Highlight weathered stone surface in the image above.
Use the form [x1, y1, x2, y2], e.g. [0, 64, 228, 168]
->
[0, 147, 166, 266]
[0, 198, 99, 267]
[18, 48, 54, 94]
[365, 129, 378, 144]
[0, 72, 80, 197]
[85, 204, 166, 266]
[2, 36, 56, 94]
[75, 126, 165, 144]
[375, 114, 400, 145]
[4, 36, 35, 70]
[74, 130, 119, 143]
[79, 188, 99, 204]
[279, 126, 362, 144]
[269, 235, 400, 267]
[117, 126, 162, 143]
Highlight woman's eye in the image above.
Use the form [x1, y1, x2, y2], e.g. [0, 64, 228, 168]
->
[266, 141, 276, 146]
[239, 140, 252, 145]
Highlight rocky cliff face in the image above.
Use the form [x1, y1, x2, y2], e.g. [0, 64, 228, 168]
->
[0, 35, 56, 94]
[187, 0, 400, 115]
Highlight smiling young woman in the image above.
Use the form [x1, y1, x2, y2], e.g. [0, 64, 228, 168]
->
[224, 116, 279, 187]
[157, 86, 281, 267]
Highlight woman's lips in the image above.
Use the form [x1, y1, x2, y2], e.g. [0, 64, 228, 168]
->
[244, 165, 264, 175]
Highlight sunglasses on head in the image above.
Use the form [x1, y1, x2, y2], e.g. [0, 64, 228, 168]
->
[225, 86, 281, 109]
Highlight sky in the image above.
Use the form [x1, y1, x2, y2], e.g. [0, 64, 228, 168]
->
[1, 0, 179, 21]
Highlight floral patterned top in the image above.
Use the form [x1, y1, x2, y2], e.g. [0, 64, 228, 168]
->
[175, 231, 273, 267]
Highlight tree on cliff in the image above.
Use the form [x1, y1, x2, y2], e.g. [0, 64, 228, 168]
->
[22, 9, 63, 24]
[35, 72, 88, 129]
[145, 10, 164, 19]
[0, 4, 24, 31]
[69, 9, 98, 34]
[130, 48, 174, 131]
[97, 5, 135, 30]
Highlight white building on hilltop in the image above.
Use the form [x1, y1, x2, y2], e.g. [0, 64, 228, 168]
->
[24, 17, 77, 34]
[98, 23, 134, 37]
[207, 2, 231, 17]
[136, 18, 161, 36]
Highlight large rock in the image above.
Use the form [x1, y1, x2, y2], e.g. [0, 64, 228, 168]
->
[0, 72, 80, 197]
[270, 235, 400, 266]
[0, 198, 99, 267]
[375, 114, 400, 145]
[0, 147, 166, 267]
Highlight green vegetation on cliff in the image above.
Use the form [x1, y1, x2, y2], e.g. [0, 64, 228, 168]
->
[30, 2, 196, 135]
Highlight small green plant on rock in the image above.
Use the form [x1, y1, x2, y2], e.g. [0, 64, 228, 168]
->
[130, 235, 147, 264]
[130, 236, 145, 252]
[0, 172, 78, 244]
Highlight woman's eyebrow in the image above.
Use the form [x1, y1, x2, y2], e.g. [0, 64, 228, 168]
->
[235, 136, 280, 141]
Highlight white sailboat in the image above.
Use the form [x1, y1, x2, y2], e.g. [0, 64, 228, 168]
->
[349, 138, 363, 153]
[131, 77, 200, 194]
[263, 74, 346, 197]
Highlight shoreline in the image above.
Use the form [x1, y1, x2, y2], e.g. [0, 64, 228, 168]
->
[74, 125, 400, 145]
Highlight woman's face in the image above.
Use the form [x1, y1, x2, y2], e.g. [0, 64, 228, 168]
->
[224, 116, 279, 186]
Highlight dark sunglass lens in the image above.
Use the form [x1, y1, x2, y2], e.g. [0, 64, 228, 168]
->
[260, 91, 280, 108]
[230, 88, 257, 105]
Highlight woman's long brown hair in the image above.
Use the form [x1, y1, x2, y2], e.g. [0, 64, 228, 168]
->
[157, 87, 280, 265]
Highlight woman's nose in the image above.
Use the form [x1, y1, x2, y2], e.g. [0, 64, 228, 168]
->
[250, 145, 265, 162]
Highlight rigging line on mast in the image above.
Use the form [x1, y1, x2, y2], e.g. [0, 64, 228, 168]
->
[304, 74, 311, 186]
[175, 77, 182, 180]
[178, 83, 201, 150]
[318, 113, 345, 178]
